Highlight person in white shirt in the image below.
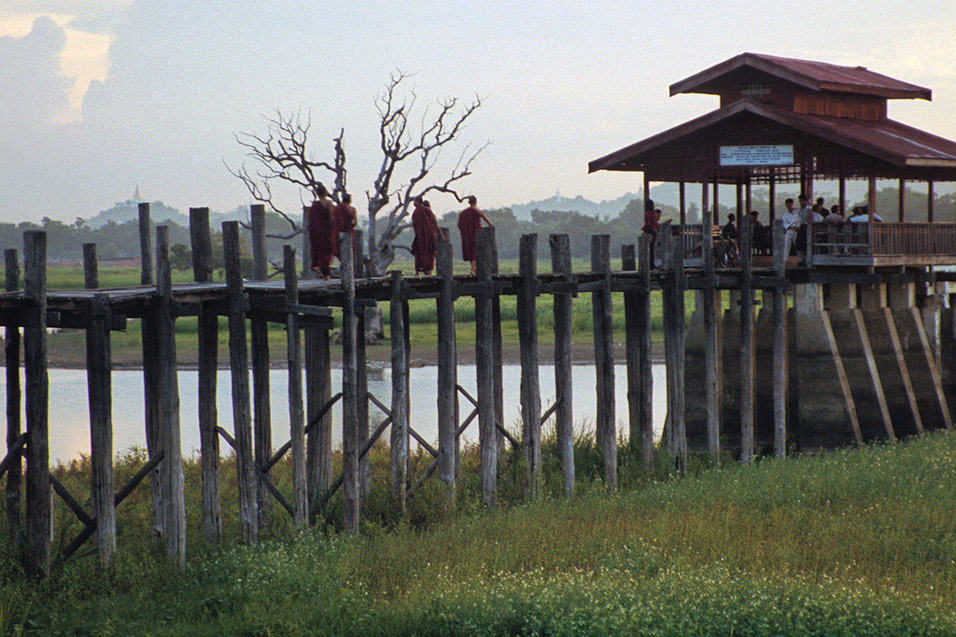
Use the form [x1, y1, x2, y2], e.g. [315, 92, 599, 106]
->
[781, 198, 801, 259]
[848, 205, 883, 222]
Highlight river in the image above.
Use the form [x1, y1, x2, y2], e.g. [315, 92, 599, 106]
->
[6, 364, 668, 463]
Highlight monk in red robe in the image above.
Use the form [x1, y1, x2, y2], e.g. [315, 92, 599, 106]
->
[307, 184, 338, 279]
[410, 197, 445, 275]
[333, 192, 358, 258]
[457, 195, 493, 274]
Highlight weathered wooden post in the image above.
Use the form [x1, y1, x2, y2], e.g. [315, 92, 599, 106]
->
[475, 227, 498, 507]
[305, 318, 333, 509]
[390, 271, 408, 515]
[702, 210, 721, 460]
[638, 235, 654, 467]
[250, 204, 273, 524]
[139, 203, 163, 539]
[622, 244, 642, 460]
[340, 233, 360, 534]
[550, 234, 575, 496]
[223, 221, 259, 545]
[662, 228, 687, 471]
[772, 219, 788, 457]
[302, 204, 315, 279]
[740, 208, 755, 463]
[5, 249, 21, 545]
[156, 226, 186, 564]
[23, 231, 49, 578]
[490, 230, 504, 453]
[84, 245, 116, 563]
[353, 231, 370, 500]
[283, 245, 308, 527]
[591, 234, 617, 489]
[436, 234, 458, 505]
[517, 234, 541, 498]
[189, 207, 221, 543]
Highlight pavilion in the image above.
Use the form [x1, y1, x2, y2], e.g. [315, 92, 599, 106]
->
[589, 53, 956, 267]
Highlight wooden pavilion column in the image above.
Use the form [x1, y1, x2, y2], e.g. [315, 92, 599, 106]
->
[189, 207, 221, 543]
[5, 249, 21, 546]
[899, 179, 906, 222]
[928, 181, 935, 223]
[713, 180, 720, 225]
[679, 181, 686, 225]
[839, 176, 847, 217]
[768, 170, 776, 221]
[23, 231, 49, 579]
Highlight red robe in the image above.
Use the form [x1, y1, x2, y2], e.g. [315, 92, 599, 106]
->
[458, 205, 482, 261]
[333, 203, 356, 257]
[411, 204, 439, 273]
[307, 198, 338, 276]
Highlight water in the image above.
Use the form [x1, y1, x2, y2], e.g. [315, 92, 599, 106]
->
[5, 364, 668, 463]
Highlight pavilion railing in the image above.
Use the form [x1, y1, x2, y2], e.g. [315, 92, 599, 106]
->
[811, 222, 956, 258]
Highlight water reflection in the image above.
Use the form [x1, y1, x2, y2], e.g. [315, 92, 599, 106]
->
[4, 365, 667, 463]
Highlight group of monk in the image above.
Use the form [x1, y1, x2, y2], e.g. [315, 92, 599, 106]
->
[307, 184, 357, 279]
[307, 187, 493, 278]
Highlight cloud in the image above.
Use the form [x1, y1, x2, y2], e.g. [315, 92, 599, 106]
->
[0, 16, 71, 127]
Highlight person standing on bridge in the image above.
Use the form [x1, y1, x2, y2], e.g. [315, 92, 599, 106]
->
[641, 198, 658, 267]
[334, 192, 358, 258]
[411, 197, 445, 275]
[307, 183, 338, 279]
[458, 195, 493, 275]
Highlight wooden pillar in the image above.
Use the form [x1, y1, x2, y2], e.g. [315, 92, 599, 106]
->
[769, 172, 776, 222]
[390, 271, 408, 515]
[305, 322, 332, 505]
[84, 246, 115, 563]
[638, 236, 654, 467]
[928, 181, 935, 223]
[189, 207, 221, 543]
[436, 234, 457, 504]
[713, 181, 720, 225]
[772, 219, 788, 458]
[549, 234, 575, 496]
[591, 235, 617, 489]
[679, 181, 686, 225]
[868, 177, 878, 224]
[250, 205, 273, 525]
[839, 177, 847, 218]
[223, 221, 258, 545]
[490, 235, 504, 453]
[5, 249, 21, 545]
[139, 203, 163, 539]
[622, 244, 644, 461]
[301, 205, 314, 279]
[739, 211, 755, 464]
[23, 231, 49, 578]
[899, 178, 906, 222]
[702, 210, 720, 460]
[517, 234, 541, 498]
[156, 226, 186, 564]
[475, 227, 498, 507]
[283, 246, 308, 528]
[353, 231, 370, 500]
[702, 180, 710, 217]
[339, 233, 359, 534]
[662, 229, 687, 471]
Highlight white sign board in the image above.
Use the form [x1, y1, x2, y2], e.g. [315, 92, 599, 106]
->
[719, 145, 794, 166]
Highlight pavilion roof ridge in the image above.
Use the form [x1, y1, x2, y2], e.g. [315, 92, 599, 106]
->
[669, 52, 932, 101]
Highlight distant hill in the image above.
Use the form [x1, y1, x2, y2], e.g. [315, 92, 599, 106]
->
[509, 192, 643, 220]
[86, 189, 252, 230]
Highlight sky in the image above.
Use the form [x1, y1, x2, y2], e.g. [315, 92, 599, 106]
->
[2, 0, 956, 224]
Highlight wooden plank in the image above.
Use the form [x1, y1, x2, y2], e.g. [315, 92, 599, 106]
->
[436, 237, 457, 505]
[549, 235, 575, 495]
[772, 220, 787, 458]
[23, 231, 50, 578]
[156, 227, 186, 565]
[5, 249, 21, 545]
[884, 308, 924, 435]
[390, 271, 408, 515]
[189, 207, 221, 543]
[853, 310, 896, 441]
[339, 233, 360, 534]
[87, 292, 115, 563]
[250, 206, 273, 525]
[475, 227, 498, 507]
[223, 221, 259, 545]
[284, 246, 308, 527]
[591, 235, 617, 489]
[821, 311, 864, 445]
[739, 207, 755, 463]
[517, 234, 541, 498]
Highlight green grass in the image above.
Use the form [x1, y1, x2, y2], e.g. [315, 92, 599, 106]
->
[3, 432, 956, 634]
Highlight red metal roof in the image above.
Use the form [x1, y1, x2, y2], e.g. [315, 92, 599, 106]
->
[588, 100, 956, 176]
[670, 53, 932, 101]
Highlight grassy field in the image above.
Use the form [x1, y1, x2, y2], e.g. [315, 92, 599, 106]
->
[22, 262, 701, 365]
[2, 432, 955, 634]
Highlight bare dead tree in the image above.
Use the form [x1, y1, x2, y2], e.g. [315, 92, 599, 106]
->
[227, 72, 484, 276]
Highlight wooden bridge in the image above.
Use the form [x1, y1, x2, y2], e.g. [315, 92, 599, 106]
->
[2, 202, 955, 578]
